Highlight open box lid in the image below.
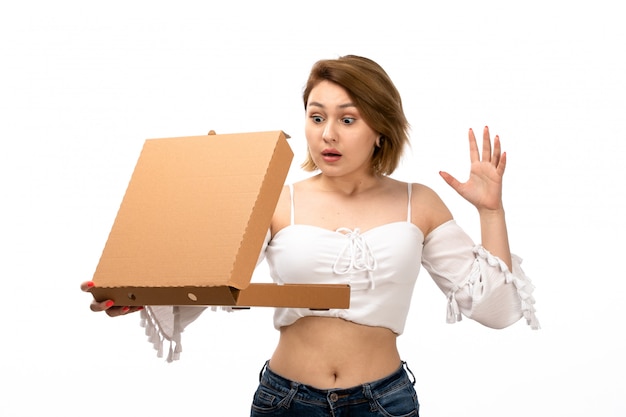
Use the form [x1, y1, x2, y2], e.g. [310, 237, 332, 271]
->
[90, 130, 350, 309]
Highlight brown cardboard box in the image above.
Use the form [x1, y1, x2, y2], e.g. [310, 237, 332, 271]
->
[90, 130, 350, 309]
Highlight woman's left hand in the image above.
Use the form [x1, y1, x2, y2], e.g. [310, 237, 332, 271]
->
[439, 126, 506, 212]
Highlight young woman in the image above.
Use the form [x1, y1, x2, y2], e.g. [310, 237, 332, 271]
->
[83, 55, 538, 416]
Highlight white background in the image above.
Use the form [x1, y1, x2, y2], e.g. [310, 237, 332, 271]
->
[1, 1, 625, 416]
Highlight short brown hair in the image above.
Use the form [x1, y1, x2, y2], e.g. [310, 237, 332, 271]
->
[301, 55, 410, 176]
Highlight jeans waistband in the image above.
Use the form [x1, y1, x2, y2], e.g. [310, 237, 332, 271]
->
[259, 360, 416, 395]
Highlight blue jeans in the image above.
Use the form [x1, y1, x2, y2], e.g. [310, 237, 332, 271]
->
[250, 361, 419, 417]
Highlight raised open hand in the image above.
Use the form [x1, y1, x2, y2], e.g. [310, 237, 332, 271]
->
[439, 126, 506, 212]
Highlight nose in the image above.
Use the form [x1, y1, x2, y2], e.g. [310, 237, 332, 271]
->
[322, 120, 337, 142]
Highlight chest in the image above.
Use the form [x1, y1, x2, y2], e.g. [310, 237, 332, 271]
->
[266, 222, 424, 287]
[293, 188, 410, 233]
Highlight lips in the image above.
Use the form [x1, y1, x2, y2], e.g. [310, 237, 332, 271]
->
[321, 148, 342, 162]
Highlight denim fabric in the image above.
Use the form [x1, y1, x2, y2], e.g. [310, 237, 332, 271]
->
[250, 361, 419, 417]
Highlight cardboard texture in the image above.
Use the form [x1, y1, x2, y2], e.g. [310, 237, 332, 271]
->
[90, 130, 350, 309]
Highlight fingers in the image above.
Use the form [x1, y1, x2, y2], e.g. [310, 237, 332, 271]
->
[439, 170, 461, 192]
[469, 126, 503, 167]
[80, 281, 95, 292]
[105, 305, 144, 317]
[468, 128, 479, 163]
[492, 134, 502, 168]
[89, 299, 143, 316]
[490, 131, 507, 175]
[497, 151, 507, 176]
[90, 298, 114, 312]
[482, 126, 492, 162]
[83, 281, 143, 316]
[83, 281, 115, 313]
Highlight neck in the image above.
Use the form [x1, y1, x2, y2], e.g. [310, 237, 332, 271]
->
[314, 172, 384, 196]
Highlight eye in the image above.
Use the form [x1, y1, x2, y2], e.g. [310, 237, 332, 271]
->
[311, 115, 325, 124]
[341, 117, 356, 125]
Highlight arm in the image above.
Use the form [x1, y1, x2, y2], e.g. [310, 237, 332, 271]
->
[478, 208, 511, 270]
[429, 126, 538, 329]
[80, 229, 273, 361]
[422, 221, 539, 329]
[439, 126, 512, 269]
[80, 281, 207, 362]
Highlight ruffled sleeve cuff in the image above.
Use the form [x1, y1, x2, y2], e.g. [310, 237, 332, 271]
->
[140, 306, 207, 362]
[138, 229, 272, 362]
[140, 305, 246, 362]
[446, 245, 540, 330]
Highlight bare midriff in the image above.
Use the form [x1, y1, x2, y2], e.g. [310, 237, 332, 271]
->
[268, 316, 401, 389]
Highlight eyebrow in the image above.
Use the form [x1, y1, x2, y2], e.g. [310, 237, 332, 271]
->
[307, 101, 356, 109]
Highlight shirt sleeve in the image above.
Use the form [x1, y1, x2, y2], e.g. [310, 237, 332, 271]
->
[139, 229, 273, 362]
[421, 220, 539, 330]
[140, 305, 207, 362]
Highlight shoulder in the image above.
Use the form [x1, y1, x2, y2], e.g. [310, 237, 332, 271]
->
[271, 178, 317, 235]
[409, 182, 441, 203]
[271, 184, 292, 236]
[408, 182, 453, 236]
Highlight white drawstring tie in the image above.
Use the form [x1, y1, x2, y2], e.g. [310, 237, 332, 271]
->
[332, 228, 378, 289]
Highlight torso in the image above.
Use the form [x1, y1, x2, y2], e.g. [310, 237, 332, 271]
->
[269, 317, 401, 388]
[268, 175, 452, 389]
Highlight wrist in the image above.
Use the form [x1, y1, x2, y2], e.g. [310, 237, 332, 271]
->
[477, 206, 506, 219]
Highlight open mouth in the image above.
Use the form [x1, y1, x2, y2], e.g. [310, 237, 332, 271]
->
[322, 148, 342, 158]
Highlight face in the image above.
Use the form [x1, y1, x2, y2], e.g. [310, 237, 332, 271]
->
[305, 80, 379, 178]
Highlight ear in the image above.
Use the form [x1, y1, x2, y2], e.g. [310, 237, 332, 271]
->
[376, 136, 383, 148]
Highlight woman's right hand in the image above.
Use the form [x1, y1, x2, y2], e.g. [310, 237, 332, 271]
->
[80, 281, 143, 317]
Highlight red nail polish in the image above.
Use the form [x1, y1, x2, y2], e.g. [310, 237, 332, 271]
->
[122, 306, 130, 312]
[105, 300, 114, 308]
[87, 281, 95, 288]
[137, 306, 144, 311]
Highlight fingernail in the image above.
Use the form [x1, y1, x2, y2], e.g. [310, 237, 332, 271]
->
[87, 281, 95, 288]
[105, 300, 114, 308]
[122, 306, 130, 312]
[137, 306, 144, 311]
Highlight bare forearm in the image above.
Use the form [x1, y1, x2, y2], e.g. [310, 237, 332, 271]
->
[478, 208, 512, 270]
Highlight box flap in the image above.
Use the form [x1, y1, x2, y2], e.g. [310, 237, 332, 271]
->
[92, 130, 292, 290]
